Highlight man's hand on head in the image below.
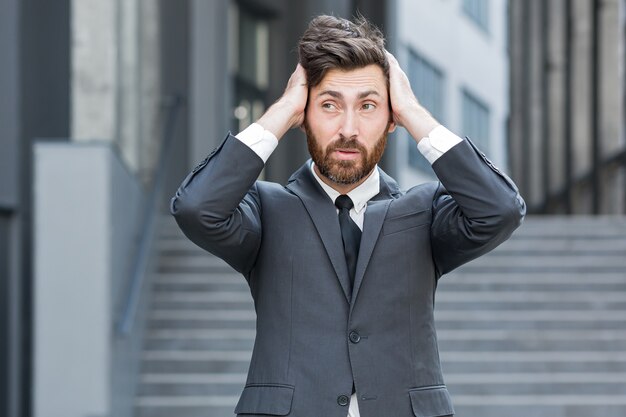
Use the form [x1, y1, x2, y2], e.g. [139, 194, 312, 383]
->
[386, 51, 440, 143]
[257, 64, 308, 141]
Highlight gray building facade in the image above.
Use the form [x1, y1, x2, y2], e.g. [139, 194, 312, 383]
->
[1, 1, 71, 416]
[509, 0, 625, 214]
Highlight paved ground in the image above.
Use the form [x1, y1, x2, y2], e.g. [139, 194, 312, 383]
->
[135, 216, 626, 417]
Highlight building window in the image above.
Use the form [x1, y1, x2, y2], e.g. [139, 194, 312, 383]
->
[229, 3, 270, 133]
[463, 0, 490, 32]
[462, 88, 490, 152]
[407, 50, 445, 173]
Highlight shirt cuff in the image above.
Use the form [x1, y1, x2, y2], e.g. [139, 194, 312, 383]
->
[416, 125, 463, 164]
[235, 123, 279, 163]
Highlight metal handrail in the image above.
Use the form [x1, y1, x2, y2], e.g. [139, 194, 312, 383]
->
[116, 94, 183, 336]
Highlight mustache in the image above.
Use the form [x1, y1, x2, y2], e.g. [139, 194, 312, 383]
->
[327, 136, 366, 153]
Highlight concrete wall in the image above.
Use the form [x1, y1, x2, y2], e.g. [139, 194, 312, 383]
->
[34, 142, 144, 417]
[1, 1, 72, 416]
[394, 0, 510, 188]
[0, 2, 22, 414]
[71, 0, 162, 183]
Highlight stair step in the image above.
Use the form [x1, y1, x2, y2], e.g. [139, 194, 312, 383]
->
[139, 382, 244, 397]
[153, 273, 243, 284]
[136, 405, 236, 417]
[150, 301, 254, 310]
[148, 320, 255, 330]
[142, 350, 252, 361]
[146, 329, 256, 339]
[442, 361, 626, 373]
[152, 291, 252, 303]
[436, 329, 626, 340]
[153, 282, 249, 292]
[136, 395, 239, 406]
[436, 291, 626, 302]
[141, 360, 249, 374]
[141, 373, 247, 384]
[452, 399, 626, 417]
[495, 238, 626, 251]
[144, 339, 255, 351]
[436, 310, 626, 320]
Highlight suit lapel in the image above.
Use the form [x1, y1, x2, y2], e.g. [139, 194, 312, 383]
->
[350, 198, 390, 305]
[286, 162, 352, 302]
[350, 169, 399, 306]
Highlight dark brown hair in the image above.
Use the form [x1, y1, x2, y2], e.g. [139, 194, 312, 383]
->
[298, 15, 389, 88]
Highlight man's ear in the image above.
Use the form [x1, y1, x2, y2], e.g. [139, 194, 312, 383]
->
[387, 120, 397, 133]
[300, 103, 310, 133]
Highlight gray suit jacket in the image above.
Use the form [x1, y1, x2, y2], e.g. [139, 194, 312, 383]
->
[170, 133, 526, 417]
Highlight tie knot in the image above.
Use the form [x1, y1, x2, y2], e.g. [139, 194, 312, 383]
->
[335, 195, 354, 211]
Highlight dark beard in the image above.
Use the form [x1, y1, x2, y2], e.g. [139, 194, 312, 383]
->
[306, 123, 389, 185]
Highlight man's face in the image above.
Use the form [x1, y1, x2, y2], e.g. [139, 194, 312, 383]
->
[305, 64, 396, 186]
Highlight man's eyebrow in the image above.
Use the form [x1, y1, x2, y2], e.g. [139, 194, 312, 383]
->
[358, 90, 381, 99]
[316, 90, 382, 99]
[317, 90, 343, 99]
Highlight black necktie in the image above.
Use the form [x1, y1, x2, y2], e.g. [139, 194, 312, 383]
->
[335, 195, 362, 289]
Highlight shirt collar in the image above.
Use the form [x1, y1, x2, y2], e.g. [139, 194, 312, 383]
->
[310, 162, 380, 214]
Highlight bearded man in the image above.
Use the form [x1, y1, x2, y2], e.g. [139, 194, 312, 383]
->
[171, 14, 525, 417]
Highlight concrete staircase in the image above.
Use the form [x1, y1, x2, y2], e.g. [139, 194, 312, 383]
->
[135, 216, 252, 417]
[135, 216, 626, 417]
[438, 216, 626, 417]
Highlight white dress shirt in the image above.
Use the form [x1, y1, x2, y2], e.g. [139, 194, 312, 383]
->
[235, 123, 462, 416]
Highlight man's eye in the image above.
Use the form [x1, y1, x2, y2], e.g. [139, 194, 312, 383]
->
[362, 103, 376, 110]
[322, 102, 336, 110]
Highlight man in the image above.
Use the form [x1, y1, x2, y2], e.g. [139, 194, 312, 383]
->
[171, 15, 525, 417]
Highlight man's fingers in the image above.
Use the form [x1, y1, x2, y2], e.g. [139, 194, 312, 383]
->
[288, 63, 308, 88]
[385, 50, 400, 67]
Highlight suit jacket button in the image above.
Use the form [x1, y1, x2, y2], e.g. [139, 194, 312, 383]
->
[349, 331, 361, 344]
[337, 395, 350, 406]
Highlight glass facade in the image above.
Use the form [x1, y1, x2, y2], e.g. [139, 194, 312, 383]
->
[407, 49, 445, 174]
[463, 0, 490, 32]
[462, 88, 491, 152]
[230, 4, 269, 133]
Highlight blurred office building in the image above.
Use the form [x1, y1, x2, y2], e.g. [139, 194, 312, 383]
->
[0, 1, 511, 417]
[509, 0, 626, 214]
[392, 0, 510, 188]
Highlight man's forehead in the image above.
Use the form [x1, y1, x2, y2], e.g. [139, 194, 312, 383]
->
[315, 65, 387, 95]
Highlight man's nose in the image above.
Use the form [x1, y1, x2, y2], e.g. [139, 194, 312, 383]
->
[338, 109, 359, 138]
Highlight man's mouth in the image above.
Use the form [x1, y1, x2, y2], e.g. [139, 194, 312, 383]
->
[332, 148, 360, 160]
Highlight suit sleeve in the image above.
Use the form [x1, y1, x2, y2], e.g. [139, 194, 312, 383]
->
[169, 133, 265, 276]
[429, 137, 526, 276]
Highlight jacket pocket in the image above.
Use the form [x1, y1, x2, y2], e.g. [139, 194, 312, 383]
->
[408, 385, 455, 417]
[234, 383, 294, 415]
[382, 210, 430, 236]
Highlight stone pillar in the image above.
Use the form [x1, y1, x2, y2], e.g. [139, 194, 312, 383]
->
[598, 0, 624, 212]
[527, 0, 546, 209]
[570, 0, 594, 212]
[546, 0, 567, 199]
[72, 0, 162, 181]
[189, 0, 230, 169]
[508, 0, 527, 196]
[71, 0, 118, 142]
